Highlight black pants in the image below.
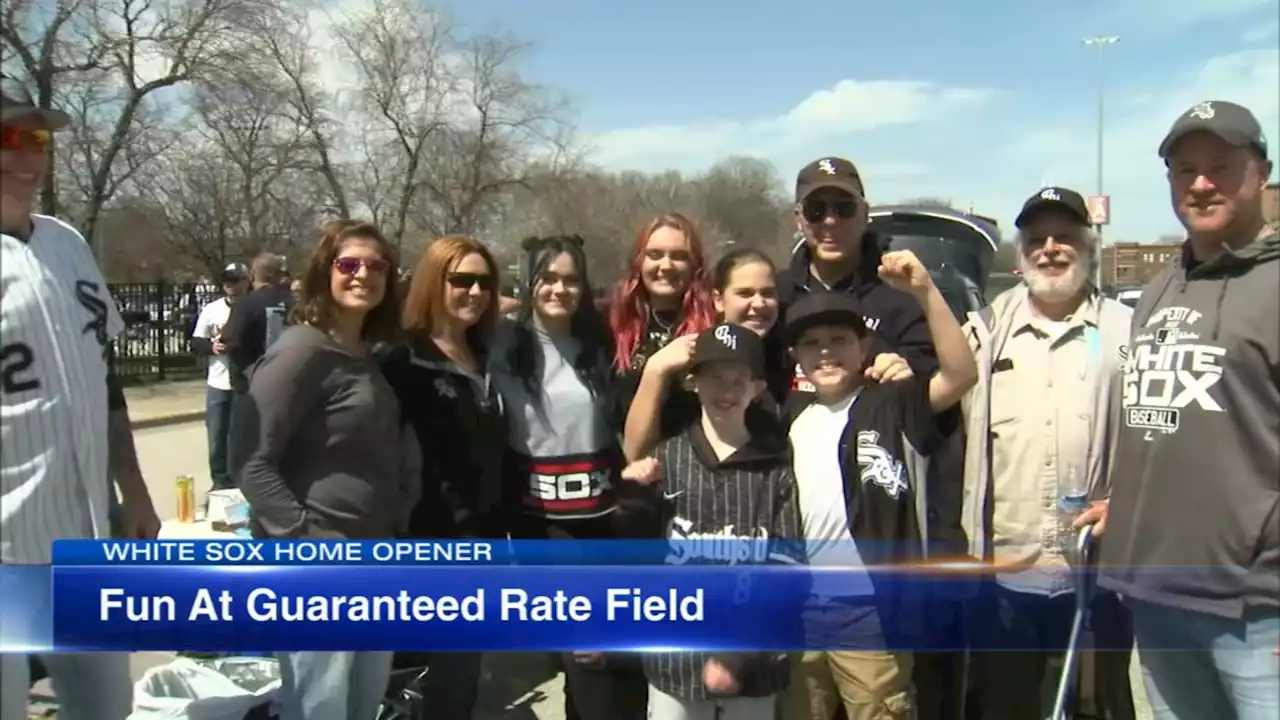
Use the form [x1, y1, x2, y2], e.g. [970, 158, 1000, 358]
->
[388, 651, 483, 720]
[513, 512, 649, 720]
[226, 391, 254, 486]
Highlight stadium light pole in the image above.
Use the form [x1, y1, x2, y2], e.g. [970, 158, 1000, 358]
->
[1083, 35, 1120, 288]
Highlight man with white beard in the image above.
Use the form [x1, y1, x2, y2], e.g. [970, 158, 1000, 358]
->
[956, 187, 1137, 718]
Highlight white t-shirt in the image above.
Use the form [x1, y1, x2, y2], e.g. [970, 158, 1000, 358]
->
[193, 297, 233, 391]
[790, 391, 873, 597]
[1, 215, 125, 564]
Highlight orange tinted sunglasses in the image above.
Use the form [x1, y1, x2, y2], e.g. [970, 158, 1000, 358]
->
[0, 126, 52, 151]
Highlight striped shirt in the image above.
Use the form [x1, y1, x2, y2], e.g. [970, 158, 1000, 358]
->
[1, 216, 124, 564]
[640, 420, 801, 700]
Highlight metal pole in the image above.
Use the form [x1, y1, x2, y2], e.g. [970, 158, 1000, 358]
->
[1083, 35, 1119, 289]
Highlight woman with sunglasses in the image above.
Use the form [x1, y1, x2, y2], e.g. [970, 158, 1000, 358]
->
[377, 235, 510, 720]
[610, 213, 716, 462]
[489, 235, 646, 720]
[239, 220, 419, 720]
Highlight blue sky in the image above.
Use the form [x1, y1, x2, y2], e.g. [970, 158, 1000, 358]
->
[444, 0, 1280, 242]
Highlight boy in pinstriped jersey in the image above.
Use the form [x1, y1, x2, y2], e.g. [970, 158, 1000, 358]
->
[621, 323, 802, 720]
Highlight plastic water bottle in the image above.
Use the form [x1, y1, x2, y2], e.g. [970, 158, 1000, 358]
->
[1058, 468, 1089, 560]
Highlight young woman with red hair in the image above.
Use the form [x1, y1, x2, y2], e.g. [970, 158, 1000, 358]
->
[609, 213, 715, 457]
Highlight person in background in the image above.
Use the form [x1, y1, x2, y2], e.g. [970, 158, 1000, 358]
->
[779, 251, 978, 720]
[960, 187, 1135, 719]
[1084, 100, 1279, 720]
[490, 235, 646, 720]
[379, 235, 509, 720]
[0, 72, 159, 720]
[223, 251, 294, 483]
[623, 323, 801, 720]
[611, 213, 716, 459]
[190, 262, 250, 491]
[239, 220, 417, 720]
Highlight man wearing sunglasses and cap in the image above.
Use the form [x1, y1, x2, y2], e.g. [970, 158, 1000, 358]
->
[1, 74, 157, 719]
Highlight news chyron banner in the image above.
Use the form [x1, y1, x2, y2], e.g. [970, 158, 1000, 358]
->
[7, 537, 1150, 654]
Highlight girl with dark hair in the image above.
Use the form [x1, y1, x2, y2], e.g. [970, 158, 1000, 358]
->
[377, 235, 510, 720]
[239, 220, 419, 720]
[610, 214, 715, 459]
[622, 247, 790, 459]
[490, 235, 647, 720]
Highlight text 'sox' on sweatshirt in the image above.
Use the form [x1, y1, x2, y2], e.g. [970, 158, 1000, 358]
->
[1100, 232, 1279, 618]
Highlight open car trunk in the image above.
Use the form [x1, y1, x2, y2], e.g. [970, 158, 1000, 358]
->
[868, 206, 1001, 320]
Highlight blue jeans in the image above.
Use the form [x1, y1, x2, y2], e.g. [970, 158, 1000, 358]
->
[277, 651, 393, 720]
[205, 387, 234, 489]
[0, 652, 132, 720]
[1129, 598, 1280, 720]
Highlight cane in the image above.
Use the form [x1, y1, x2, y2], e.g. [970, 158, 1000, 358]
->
[1050, 524, 1097, 720]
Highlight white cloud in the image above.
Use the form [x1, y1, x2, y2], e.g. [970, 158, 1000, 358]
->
[585, 79, 999, 174]
[994, 46, 1279, 240]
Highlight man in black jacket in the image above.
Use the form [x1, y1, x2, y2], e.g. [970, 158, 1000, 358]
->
[221, 252, 293, 484]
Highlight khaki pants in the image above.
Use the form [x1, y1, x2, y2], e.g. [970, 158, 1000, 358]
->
[781, 651, 914, 720]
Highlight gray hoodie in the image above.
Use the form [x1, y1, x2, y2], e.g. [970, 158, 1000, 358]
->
[1099, 232, 1280, 618]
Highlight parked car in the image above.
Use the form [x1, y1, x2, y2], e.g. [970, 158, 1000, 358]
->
[1112, 286, 1143, 308]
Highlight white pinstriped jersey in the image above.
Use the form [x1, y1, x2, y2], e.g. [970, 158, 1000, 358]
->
[1, 215, 124, 564]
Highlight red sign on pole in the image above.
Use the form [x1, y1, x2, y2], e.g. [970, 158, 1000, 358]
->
[1088, 195, 1111, 226]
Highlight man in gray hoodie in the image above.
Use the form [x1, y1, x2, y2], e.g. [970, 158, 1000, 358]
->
[1085, 100, 1279, 720]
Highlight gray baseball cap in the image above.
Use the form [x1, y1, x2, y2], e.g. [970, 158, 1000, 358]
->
[0, 74, 70, 130]
[1158, 100, 1268, 161]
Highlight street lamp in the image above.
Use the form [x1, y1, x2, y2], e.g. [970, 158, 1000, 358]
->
[1083, 35, 1119, 288]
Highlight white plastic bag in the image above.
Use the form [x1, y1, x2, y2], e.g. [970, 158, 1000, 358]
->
[129, 657, 280, 720]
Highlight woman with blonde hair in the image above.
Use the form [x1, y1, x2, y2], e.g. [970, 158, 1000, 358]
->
[239, 219, 420, 720]
[378, 235, 512, 719]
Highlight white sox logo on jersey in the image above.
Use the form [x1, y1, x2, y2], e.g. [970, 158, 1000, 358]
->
[855, 430, 908, 499]
[75, 280, 110, 361]
[1122, 305, 1225, 439]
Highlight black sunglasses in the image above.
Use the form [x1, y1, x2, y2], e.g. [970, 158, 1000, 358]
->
[447, 273, 495, 291]
[801, 198, 859, 223]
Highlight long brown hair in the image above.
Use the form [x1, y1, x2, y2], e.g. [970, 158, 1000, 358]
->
[290, 219, 402, 343]
[401, 235, 500, 352]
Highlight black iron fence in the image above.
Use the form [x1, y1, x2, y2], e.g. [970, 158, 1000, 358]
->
[110, 282, 223, 384]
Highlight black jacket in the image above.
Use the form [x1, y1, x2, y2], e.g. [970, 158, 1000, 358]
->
[378, 338, 514, 539]
[223, 284, 294, 392]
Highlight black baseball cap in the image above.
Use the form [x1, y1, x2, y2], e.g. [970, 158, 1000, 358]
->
[690, 323, 765, 378]
[784, 293, 869, 344]
[795, 157, 866, 202]
[220, 263, 249, 282]
[0, 74, 70, 130]
[1158, 100, 1269, 161]
[1014, 187, 1091, 229]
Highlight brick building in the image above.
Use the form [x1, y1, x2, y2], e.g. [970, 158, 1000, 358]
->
[1265, 182, 1279, 226]
[1100, 242, 1181, 289]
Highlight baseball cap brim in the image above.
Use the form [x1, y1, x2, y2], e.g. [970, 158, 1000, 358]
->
[1158, 123, 1256, 159]
[797, 178, 864, 202]
[1, 105, 71, 131]
[785, 308, 867, 345]
[1014, 200, 1089, 229]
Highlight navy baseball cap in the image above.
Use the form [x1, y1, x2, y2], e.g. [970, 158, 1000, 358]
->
[220, 263, 249, 282]
[784, 293, 869, 344]
[1014, 187, 1091, 229]
[796, 157, 866, 202]
[690, 324, 766, 378]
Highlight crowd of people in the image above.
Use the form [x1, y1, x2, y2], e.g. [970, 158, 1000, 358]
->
[2, 64, 1277, 720]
